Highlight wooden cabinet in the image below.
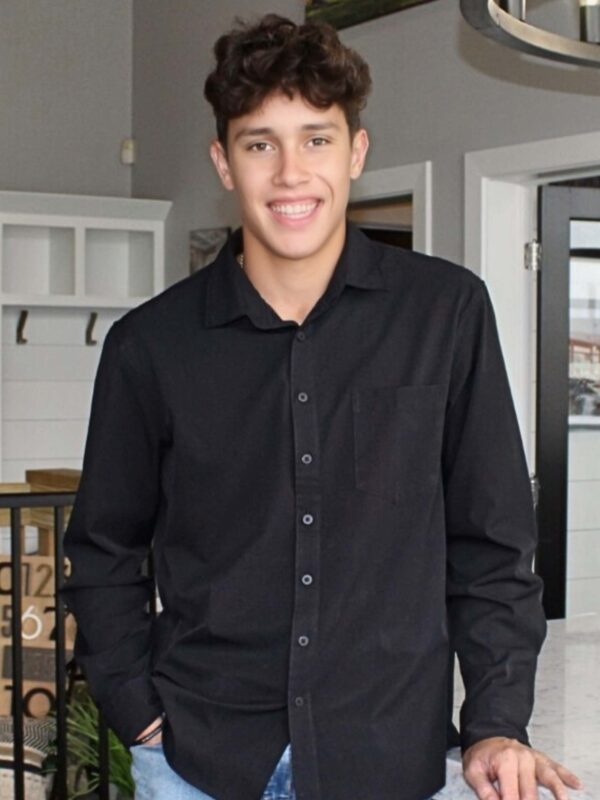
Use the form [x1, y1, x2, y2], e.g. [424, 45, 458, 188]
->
[0, 191, 171, 482]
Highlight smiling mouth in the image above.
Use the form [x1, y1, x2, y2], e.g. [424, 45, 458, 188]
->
[269, 200, 320, 219]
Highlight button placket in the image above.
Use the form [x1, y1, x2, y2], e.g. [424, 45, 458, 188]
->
[287, 325, 321, 795]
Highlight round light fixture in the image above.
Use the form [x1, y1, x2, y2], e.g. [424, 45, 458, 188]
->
[460, 0, 600, 67]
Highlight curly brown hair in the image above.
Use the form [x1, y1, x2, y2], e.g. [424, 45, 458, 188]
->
[204, 14, 372, 146]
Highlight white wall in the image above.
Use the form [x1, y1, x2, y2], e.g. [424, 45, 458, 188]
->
[0, 0, 133, 197]
[567, 432, 600, 614]
[1, 307, 122, 481]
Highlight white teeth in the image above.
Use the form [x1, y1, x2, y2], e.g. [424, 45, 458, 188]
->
[270, 202, 318, 216]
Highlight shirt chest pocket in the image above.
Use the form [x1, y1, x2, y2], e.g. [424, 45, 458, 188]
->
[351, 384, 445, 506]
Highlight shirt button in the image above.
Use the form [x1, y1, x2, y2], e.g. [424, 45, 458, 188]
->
[297, 392, 309, 403]
[298, 635, 310, 647]
[302, 513, 314, 526]
[296, 330, 306, 341]
[294, 696, 305, 707]
[301, 574, 313, 586]
[301, 453, 313, 465]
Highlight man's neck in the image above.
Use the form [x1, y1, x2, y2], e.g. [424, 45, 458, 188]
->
[240, 227, 346, 325]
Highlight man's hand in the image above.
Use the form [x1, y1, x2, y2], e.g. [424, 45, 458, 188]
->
[463, 737, 583, 800]
[134, 715, 163, 746]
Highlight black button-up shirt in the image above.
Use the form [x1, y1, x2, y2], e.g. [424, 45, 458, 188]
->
[62, 223, 546, 800]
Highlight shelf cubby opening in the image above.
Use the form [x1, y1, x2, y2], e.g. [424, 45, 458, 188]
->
[2, 225, 75, 296]
[85, 229, 154, 298]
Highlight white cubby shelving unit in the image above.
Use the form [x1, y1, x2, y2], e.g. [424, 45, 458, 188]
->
[0, 191, 172, 482]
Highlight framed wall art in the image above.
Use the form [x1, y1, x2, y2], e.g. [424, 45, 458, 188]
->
[306, 0, 438, 30]
[190, 227, 231, 273]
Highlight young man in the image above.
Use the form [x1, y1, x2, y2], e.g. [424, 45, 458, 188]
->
[62, 14, 581, 800]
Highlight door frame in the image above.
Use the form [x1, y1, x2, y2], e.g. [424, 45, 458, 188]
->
[534, 186, 600, 618]
[465, 131, 600, 470]
[351, 161, 432, 255]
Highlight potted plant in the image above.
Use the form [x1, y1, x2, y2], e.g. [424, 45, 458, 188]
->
[43, 682, 134, 800]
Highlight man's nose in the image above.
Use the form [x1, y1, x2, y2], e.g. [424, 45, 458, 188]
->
[273, 147, 309, 186]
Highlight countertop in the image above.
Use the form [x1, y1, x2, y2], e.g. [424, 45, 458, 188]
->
[433, 614, 600, 799]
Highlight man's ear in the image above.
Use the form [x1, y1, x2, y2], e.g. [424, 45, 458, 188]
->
[210, 140, 235, 191]
[350, 128, 369, 181]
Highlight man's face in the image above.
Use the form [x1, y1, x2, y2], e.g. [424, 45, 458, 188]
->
[210, 92, 369, 265]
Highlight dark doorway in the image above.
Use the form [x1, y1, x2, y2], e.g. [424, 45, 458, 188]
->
[347, 196, 413, 251]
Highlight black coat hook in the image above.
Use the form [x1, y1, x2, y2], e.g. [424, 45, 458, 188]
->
[86, 312, 98, 346]
[16, 310, 28, 344]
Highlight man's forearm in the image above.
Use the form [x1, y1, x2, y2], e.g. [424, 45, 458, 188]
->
[61, 320, 168, 744]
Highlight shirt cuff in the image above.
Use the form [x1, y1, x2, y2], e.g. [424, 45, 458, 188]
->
[460, 725, 531, 754]
[101, 672, 164, 746]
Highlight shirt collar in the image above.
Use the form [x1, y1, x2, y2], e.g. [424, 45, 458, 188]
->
[203, 221, 389, 330]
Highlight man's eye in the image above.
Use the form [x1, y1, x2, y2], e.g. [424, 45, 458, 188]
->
[248, 142, 272, 152]
[309, 137, 329, 147]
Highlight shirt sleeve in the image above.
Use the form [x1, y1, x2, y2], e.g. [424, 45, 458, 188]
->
[61, 320, 168, 746]
[443, 278, 547, 752]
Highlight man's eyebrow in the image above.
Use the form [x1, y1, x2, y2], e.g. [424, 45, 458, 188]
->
[233, 122, 341, 141]
[301, 122, 341, 132]
[234, 127, 273, 141]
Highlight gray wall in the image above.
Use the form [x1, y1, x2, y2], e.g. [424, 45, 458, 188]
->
[0, 0, 133, 197]
[5, 1, 600, 275]
[132, 1, 305, 287]
[341, 0, 600, 265]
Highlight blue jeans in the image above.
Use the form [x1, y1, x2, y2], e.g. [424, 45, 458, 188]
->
[130, 741, 295, 800]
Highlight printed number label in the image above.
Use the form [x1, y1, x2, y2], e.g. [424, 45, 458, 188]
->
[1, 603, 57, 641]
[0, 562, 54, 597]
[3, 684, 55, 718]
